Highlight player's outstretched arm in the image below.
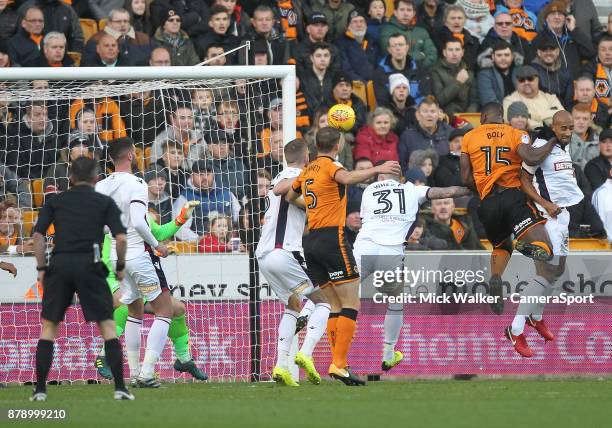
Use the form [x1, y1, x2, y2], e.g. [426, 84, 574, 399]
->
[0, 260, 17, 277]
[335, 161, 401, 185]
[517, 138, 556, 166]
[285, 188, 306, 209]
[519, 168, 561, 218]
[427, 186, 472, 200]
[273, 178, 295, 196]
[460, 153, 476, 192]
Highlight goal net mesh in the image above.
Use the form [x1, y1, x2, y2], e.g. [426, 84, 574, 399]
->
[0, 75, 289, 383]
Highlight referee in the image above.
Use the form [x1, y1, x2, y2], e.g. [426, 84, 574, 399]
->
[30, 157, 133, 402]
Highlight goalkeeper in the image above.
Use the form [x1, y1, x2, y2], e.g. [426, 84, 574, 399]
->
[94, 200, 207, 381]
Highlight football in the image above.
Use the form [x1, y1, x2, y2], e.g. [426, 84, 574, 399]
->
[327, 104, 356, 132]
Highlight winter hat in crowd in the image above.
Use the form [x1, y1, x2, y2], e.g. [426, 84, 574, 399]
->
[507, 101, 530, 121]
[388, 73, 409, 95]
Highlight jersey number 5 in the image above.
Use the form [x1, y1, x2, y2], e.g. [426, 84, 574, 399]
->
[480, 146, 511, 175]
[373, 189, 406, 214]
[304, 179, 317, 209]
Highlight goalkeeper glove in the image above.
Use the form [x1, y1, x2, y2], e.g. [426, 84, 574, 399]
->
[175, 201, 200, 226]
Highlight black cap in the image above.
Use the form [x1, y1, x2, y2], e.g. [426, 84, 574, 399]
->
[600, 128, 612, 142]
[208, 130, 230, 144]
[347, 9, 367, 26]
[332, 72, 352, 89]
[308, 12, 327, 25]
[535, 35, 557, 51]
[68, 136, 92, 150]
[191, 159, 213, 173]
[516, 65, 538, 79]
[144, 165, 168, 183]
[449, 127, 470, 141]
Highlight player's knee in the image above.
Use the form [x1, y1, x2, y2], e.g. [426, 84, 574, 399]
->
[494, 240, 512, 256]
[172, 298, 186, 317]
[287, 294, 301, 312]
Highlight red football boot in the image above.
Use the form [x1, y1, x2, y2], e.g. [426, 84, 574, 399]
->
[505, 327, 534, 358]
[527, 315, 555, 341]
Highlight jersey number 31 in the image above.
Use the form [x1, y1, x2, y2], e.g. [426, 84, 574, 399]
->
[373, 189, 406, 214]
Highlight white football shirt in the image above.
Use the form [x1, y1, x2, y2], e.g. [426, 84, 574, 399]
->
[592, 179, 612, 244]
[256, 167, 306, 258]
[96, 172, 150, 260]
[356, 179, 430, 246]
[522, 138, 584, 211]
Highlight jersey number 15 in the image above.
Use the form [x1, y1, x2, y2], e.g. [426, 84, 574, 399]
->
[480, 146, 511, 175]
[373, 189, 406, 214]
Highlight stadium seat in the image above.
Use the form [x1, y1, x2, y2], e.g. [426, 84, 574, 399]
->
[79, 19, 98, 43]
[67, 51, 82, 66]
[384, 0, 395, 18]
[31, 179, 44, 208]
[134, 147, 145, 173]
[352, 81, 367, 106]
[569, 239, 611, 251]
[456, 112, 481, 127]
[99, 19, 107, 31]
[144, 146, 152, 168]
[22, 210, 39, 238]
[366, 80, 376, 111]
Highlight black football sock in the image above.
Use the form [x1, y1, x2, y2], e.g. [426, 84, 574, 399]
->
[104, 338, 126, 391]
[35, 339, 54, 393]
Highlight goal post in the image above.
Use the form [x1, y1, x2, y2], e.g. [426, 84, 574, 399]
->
[0, 65, 296, 383]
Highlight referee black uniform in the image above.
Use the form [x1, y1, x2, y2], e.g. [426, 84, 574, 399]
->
[34, 181, 126, 323]
[31, 157, 132, 401]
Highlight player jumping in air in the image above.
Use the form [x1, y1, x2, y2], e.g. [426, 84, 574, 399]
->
[509, 110, 584, 357]
[96, 137, 173, 387]
[354, 167, 470, 371]
[256, 139, 331, 387]
[287, 127, 401, 386]
[94, 202, 208, 381]
[460, 102, 556, 315]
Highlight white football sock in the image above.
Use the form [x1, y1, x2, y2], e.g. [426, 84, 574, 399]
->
[383, 302, 403, 361]
[299, 299, 316, 318]
[139, 317, 171, 379]
[276, 310, 298, 369]
[300, 303, 331, 357]
[532, 278, 556, 321]
[124, 316, 142, 378]
[511, 276, 549, 335]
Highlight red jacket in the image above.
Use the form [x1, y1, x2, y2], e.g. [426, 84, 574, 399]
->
[198, 234, 230, 253]
[353, 126, 399, 165]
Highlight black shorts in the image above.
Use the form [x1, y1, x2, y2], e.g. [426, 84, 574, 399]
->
[42, 254, 113, 323]
[478, 187, 545, 248]
[303, 226, 359, 287]
[146, 245, 169, 292]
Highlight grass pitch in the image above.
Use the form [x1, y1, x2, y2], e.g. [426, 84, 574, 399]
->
[2, 379, 612, 428]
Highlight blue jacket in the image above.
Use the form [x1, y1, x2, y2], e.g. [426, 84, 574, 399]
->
[334, 31, 379, 82]
[373, 55, 432, 107]
[181, 185, 235, 235]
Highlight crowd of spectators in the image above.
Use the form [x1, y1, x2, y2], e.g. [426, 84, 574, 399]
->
[0, 0, 611, 252]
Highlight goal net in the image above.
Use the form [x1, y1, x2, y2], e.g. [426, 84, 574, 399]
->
[0, 66, 297, 383]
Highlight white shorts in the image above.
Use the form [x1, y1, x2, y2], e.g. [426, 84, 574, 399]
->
[258, 249, 315, 305]
[544, 209, 570, 264]
[118, 252, 162, 305]
[353, 239, 404, 295]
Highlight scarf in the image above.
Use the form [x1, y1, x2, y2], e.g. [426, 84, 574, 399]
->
[595, 62, 611, 105]
[507, 8, 537, 41]
[277, 0, 298, 41]
[457, 0, 490, 20]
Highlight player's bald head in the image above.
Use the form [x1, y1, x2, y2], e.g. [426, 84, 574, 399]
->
[480, 102, 504, 124]
[551, 110, 573, 146]
[552, 110, 572, 125]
